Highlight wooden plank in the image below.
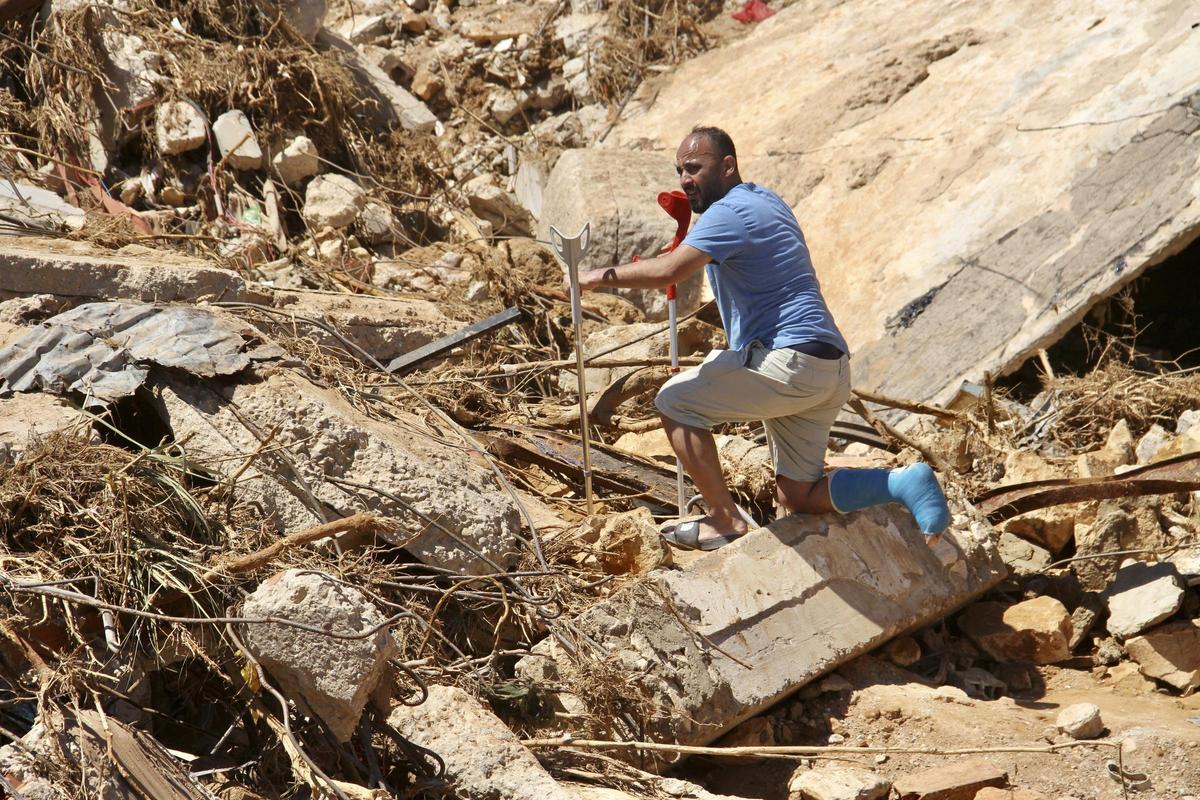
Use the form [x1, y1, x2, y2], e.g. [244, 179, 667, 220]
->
[77, 710, 214, 800]
[386, 306, 523, 374]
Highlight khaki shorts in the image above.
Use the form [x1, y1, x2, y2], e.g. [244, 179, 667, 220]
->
[654, 341, 851, 482]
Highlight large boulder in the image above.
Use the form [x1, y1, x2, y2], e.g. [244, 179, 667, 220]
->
[240, 569, 397, 742]
[608, 0, 1200, 403]
[540, 147, 706, 321]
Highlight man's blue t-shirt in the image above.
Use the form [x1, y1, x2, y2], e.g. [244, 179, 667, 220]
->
[682, 183, 849, 355]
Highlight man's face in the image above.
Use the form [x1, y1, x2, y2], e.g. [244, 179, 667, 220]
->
[675, 134, 730, 213]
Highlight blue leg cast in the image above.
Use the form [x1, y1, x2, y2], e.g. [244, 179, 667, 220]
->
[828, 463, 950, 535]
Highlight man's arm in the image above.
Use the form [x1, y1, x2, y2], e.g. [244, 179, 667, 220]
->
[568, 244, 711, 293]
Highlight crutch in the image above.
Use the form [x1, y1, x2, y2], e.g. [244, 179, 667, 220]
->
[656, 190, 692, 517]
[548, 223, 595, 514]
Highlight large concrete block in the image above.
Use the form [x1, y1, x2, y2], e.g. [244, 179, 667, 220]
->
[154, 369, 522, 575]
[519, 506, 1004, 746]
[539, 147, 705, 321]
[609, 1, 1200, 404]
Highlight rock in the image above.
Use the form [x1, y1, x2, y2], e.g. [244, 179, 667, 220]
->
[0, 181, 85, 232]
[951, 666, 1006, 701]
[388, 685, 575, 800]
[881, 635, 921, 667]
[155, 100, 207, 155]
[1166, 547, 1200, 587]
[1001, 508, 1074, 555]
[1068, 606, 1097, 651]
[271, 135, 320, 185]
[155, 367, 520, 575]
[317, 29, 437, 133]
[213, 110, 263, 170]
[609, 2, 1200, 408]
[540, 147, 706, 321]
[1072, 509, 1136, 591]
[358, 200, 396, 243]
[957, 596, 1072, 664]
[1103, 559, 1184, 639]
[1176, 409, 1200, 436]
[1124, 619, 1200, 692]
[338, 13, 387, 43]
[1106, 661, 1159, 694]
[996, 532, 1052, 575]
[454, 1, 549, 43]
[411, 64, 443, 100]
[489, 89, 530, 124]
[1093, 636, 1124, 667]
[513, 152, 549, 220]
[518, 506, 1004, 748]
[280, 0, 326, 41]
[1135, 423, 1171, 463]
[788, 764, 890, 800]
[575, 507, 669, 576]
[99, 30, 163, 110]
[554, 12, 608, 58]
[304, 174, 367, 229]
[613, 428, 675, 461]
[463, 174, 534, 235]
[239, 570, 397, 741]
[1055, 702, 1104, 739]
[893, 759, 1008, 800]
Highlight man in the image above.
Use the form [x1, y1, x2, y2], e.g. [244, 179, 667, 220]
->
[571, 126, 949, 550]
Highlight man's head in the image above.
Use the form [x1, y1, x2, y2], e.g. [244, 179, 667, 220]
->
[675, 126, 741, 213]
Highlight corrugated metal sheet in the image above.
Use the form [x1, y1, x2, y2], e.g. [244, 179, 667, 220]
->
[0, 302, 283, 405]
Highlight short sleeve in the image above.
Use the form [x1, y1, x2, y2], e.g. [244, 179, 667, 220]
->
[681, 203, 748, 264]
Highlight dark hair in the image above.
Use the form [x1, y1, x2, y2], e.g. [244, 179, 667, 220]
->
[691, 125, 736, 162]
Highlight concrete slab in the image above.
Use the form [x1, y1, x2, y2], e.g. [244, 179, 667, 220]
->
[608, 0, 1200, 403]
[518, 505, 1005, 746]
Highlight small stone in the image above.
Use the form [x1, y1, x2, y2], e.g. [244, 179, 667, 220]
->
[1176, 409, 1200, 436]
[411, 65, 443, 101]
[212, 110, 263, 170]
[827, 733, 845, 744]
[464, 279, 490, 303]
[358, 200, 396, 244]
[462, 174, 534, 235]
[1104, 559, 1184, 639]
[934, 685, 972, 704]
[1069, 606, 1098, 650]
[338, 13, 387, 43]
[788, 763, 890, 800]
[272, 135, 320, 186]
[1055, 703, 1104, 739]
[874, 754, 888, 764]
[882, 635, 922, 666]
[304, 174, 366, 229]
[1135, 423, 1170, 463]
[155, 100, 207, 155]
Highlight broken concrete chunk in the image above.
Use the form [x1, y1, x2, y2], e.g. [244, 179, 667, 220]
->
[1001, 507, 1074, 555]
[155, 100, 208, 155]
[280, 0, 327, 41]
[272, 135, 320, 185]
[1055, 702, 1104, 739]
[454, 1, 550, 43]
[1103, 559, 1184, 639]
[338, 13, 388, 43]
[241, 569, 397, 741]
[957, 596, 1072, 664]
[411, 64, 443, 100]
[213, 110, 263, 170]
[388, 685, 575, 800]
[1068, 606, 1097, 650]
[788, 764, 890, 800]
[893, 758, 1007, 800]
[519, 506, 1003, 747]
[995, 531, 1052, 576]
[1135, 423, 1171, 464]
[463, 174, 534, 235]
[304, 173, 367, 229]
[1072, 509, 1135, 591]
[573, 507, 668, 576]
[0, 180, 85, 231]
[156, 369, 520, 574]
[100, 30, 163, 109]
[1124, 619, 1200, 692]
[317, 29, 437, 133]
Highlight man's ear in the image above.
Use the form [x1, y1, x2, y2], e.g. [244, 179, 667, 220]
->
[721, 155, 737, 176]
